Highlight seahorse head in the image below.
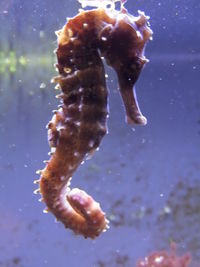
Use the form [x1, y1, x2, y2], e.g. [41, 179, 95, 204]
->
[77, 0, 152, 125]
[97, 8, 152, 125]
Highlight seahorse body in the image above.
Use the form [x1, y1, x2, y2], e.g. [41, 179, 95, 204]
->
[35, 1, 152, 239]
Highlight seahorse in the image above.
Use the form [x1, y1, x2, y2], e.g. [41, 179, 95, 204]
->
[34, 0, 152, 239]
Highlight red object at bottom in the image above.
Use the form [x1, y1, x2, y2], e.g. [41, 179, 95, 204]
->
[136, 243, 191, 267]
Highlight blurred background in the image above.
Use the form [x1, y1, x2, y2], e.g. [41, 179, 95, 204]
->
[0, 0, 200, 266]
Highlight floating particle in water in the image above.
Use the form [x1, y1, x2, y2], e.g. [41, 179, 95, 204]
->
[39, 82, 46, 89]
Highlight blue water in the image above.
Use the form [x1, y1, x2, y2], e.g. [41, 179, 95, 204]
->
[0, 0, 200, 266]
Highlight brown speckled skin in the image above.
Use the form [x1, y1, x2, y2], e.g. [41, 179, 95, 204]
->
[38, 7, 152, 239]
